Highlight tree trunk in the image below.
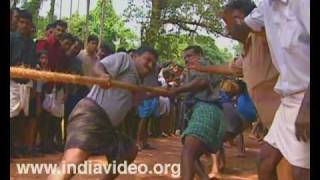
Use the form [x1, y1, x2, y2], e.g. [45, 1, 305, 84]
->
[48, 0, 56, 23]
[59, 0, 62, 19]
[99, 0, 107, 46]
[144, 0, 163, 47]
[12, 0, 18, 7]
[77, 0, 80, 13]
[85, 0, 91, 47]
[70, 0, 73, 17]
[29, 0, 43, 26]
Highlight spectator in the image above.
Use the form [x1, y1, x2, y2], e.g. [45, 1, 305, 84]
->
[64, 37, 89, 143]
[10, 9, 37, 158]
[97, 41, 115, 60]
[77, 34, 99, 77]
[10, 7, 20, 32]
[45, 23, 55, 38]
[35, 21, 72, 153]
[127, 48, 137, 57]
[36, 20, 68, 72]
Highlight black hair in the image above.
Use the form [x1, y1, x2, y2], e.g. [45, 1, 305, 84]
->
[135, 46, 159, 60]
[162, 68, 174, 79]
[73, 36, 84, 48]
[100, 42, 115, 54]
[161, 61, 173, 68]
[184, 45, 203, 56]
[235, 79, 248, 94]
[18, 9, 33, 22]
[37, 50, 48, 57]
[61, 33, 75, 43]
[87, 35, 99, 43]
[46, 23, 55, 31]
[53, 20, 68, 29]
[224, 0, 257, 16]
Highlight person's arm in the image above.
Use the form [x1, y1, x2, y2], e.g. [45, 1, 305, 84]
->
[189, 63, 234, 75]
[188, 60, 243, 77]
[92, 62, 111, 89]
[92, 53, 135, 89]
[170, 78, 208, 96]
[244, 0, 265, 33]
[295, 84, 310, 142]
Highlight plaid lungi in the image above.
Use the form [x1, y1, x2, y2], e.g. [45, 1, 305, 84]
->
[182, 102, 225, 153]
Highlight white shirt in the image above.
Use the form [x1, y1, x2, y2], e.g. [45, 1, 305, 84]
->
[244, 0, 310, 97]
[158, 69, 168, 87]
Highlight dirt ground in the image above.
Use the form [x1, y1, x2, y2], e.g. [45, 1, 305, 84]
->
[10, 131, 259, 180]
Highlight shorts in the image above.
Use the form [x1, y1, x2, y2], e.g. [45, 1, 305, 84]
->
[65, 98, 136, 161]
[138, 98, 160, 119]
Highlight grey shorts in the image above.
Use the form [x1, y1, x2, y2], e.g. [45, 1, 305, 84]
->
[65, 98, 136, 161]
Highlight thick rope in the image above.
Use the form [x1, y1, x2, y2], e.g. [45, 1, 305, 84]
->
[10, 67, 169, 94]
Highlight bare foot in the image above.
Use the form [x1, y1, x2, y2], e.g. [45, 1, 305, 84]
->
[208, 173, 221, 180]
[136, 143, 143, 151]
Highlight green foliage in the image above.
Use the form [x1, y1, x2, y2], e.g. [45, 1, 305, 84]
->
[24, 0, 232, 66]
[21, 0, 44, 24]
[35, 16, 49, 38]
[232, 43, 243, 57]
[124, 0, 232, 65]
[124, 0, 226, 37]
[155, 34, 232, 66]
[65, 13, 87, 40]
[64, 0, 138, 49]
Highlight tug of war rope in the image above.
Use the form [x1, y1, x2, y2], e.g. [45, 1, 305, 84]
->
[10, 66, 169, 95]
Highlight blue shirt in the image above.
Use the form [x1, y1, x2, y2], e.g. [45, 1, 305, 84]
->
[236, 93, 257, 122]
[219, 91, 232, 104]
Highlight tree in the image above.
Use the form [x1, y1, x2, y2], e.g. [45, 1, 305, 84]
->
[99, 0, 107, 45]
[59, 0, 62, 19]
[48, 0, 56, 23]
[155, 34, 232, 66]
[65, 0, 138, 49]
[70, 0, 73, 17]
[85, 0, 91, 46]
[21, 0, 45, 25]
[11, 0, 28, 8]
[232, 43, 243, 57]
[124, 0, 226, 47]
[12, 0, 19, 8]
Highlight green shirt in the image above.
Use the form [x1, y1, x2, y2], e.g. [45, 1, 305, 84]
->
[10, 32, 37, 68]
